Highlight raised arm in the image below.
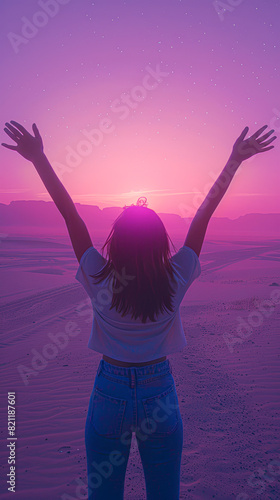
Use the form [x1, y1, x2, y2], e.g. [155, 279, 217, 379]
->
[2, 120, 93, 262]
[184, 125, 277, 257]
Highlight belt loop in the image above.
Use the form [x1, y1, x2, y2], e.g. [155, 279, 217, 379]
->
[130, 368, 135, 388]
[97, 362, 102, 377]
[169, 360, 172, 374]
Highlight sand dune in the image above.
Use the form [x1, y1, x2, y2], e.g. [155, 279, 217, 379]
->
[0, 235, 280, 499]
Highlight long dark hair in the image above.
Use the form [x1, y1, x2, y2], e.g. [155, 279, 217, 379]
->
[90, 198, 178, 323]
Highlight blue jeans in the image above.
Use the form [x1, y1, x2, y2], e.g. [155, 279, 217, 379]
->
[85, 358, 183, 499]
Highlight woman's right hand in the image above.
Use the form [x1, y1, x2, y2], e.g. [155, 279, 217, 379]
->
[230, 125, 277, 163]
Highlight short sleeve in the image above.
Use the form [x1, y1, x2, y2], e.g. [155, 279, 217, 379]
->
[172, 246, 201, 284]
[170, 246, 201, 304]
[75, 246, 107, 299]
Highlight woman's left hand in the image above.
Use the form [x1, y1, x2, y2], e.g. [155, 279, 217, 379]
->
[2, 120, 44, 161]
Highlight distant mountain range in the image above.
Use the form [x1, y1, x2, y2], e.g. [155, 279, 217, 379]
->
[0, 200, 279, 238]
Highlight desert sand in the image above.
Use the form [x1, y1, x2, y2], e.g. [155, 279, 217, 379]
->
[0, 234, 280, 499]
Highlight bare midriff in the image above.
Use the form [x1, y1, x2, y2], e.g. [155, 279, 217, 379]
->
[102, 354, 167, 367]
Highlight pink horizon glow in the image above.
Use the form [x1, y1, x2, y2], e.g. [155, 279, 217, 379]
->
[1, 0, 279, 219]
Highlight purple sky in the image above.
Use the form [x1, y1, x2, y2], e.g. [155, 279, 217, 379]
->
[0, 0, 279, 218]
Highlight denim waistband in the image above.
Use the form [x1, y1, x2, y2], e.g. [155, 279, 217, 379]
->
[97, 358, 172, 379]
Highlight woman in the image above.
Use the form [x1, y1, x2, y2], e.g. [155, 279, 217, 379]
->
[2, 121, 276, 499]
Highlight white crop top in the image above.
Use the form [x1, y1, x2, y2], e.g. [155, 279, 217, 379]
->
[75, 245, 201, 362]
